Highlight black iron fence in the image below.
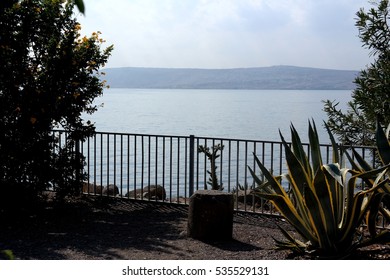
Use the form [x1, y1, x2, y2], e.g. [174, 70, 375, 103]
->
[53, 130, 377, 214]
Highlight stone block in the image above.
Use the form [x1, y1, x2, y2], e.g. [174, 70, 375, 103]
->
[187, 190, 234, 240]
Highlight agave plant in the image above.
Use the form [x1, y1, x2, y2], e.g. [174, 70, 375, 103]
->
[249, 120, 390, 258]
[344, 120, 390, 237]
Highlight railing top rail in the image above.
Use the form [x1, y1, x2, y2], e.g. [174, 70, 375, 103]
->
[52, 129, 191, 139]
[52, 129, 375, 149]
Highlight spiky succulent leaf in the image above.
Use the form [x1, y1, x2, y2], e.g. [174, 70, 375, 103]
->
[376, 119, 390, 165]
[309, 120, 323, 174]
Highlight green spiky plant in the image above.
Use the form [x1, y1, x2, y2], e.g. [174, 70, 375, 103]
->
[248, 120, 390, 258]
[344, 120, 390, 237]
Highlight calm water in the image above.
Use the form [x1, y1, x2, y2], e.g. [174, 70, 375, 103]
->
[87, 88, 352, 143]
[81, 88, 353, 197]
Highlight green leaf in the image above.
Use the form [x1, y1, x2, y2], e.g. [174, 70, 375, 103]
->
[324, 121, 340, 163]
[257, 192, 318, 244]
[250, 154, 287, 196]
[274, 224, 307, 253]
[74, 0, 85, 14]
[347, 149, 372, 172]
[280, 132, 311, 197]
[309, 120, 323, 174]
[280, 134, 313, 225]
[303, 182, 335, 251]
[313, 168, 337, 240]
[289, 125, 311, 175]
[376, 119, 390, 165]
[366, 192, 386, 237]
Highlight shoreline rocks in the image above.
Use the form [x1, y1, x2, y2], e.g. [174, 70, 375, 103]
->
[125, 185, 166, 201]
[82, 182, 119, 196]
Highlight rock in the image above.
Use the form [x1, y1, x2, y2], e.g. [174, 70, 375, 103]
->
[82, 182, 103, 194]
[171, 196, 188, 204]
[142, 185, 166, 200]
[103, 184, 119, 196]
[125, 189, 142, 199]
[187, 190, 234, 240]
[125, 185, 166, 200]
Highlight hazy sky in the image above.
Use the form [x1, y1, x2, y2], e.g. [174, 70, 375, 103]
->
[77, 0, 374, 70]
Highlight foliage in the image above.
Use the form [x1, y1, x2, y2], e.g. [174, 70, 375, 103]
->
[323, 0, 390, 146]
[1, 0, 85, 14]
[73, 0, 84, 14]
[249, 121, 390, 258]
[198, 144, 224, 190]
[345, 120, 390, 236]
[0, 0, 113, 209]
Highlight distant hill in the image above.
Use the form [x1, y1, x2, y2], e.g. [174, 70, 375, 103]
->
[103, 65, 359, 90]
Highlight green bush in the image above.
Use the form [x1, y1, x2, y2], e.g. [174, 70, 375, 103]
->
[249, 121, 390, 258]
[0, 0, 112, 208]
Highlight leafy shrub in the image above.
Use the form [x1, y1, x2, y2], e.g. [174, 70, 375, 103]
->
[0, 0, 112, 209]
[249, 121, 390, 258]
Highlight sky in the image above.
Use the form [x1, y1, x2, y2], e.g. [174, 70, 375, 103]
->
[77, 0, 375, 70]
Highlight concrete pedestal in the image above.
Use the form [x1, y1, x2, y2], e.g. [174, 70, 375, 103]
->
[187, 190, 234, 240]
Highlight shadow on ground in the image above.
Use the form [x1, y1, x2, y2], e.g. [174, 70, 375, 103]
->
[0, 197, 190, 259]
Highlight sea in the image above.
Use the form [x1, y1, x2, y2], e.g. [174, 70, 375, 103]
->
[87, 88, 352, 143]
[78, 88, 354, 196]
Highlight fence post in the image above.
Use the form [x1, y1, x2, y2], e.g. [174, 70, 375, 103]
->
[75, 139, 81, 196]
[189, 135, 195, 197]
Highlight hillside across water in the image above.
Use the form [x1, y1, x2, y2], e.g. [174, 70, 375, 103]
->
[103, 65, 359, 90]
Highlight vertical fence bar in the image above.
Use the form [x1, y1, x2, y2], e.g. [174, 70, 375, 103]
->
[141, 136, 144, 198]
[227, 140, 232, 193]
[86, 137, 90, 188]
[162, 137, 166, 200]
[106, 134, 110, 190]
[177, 137, 180, 202]
[184, 137, 188, 200]
[100, 133, 103, 192]
[154, 136, 158, 201]
[120, 135, 123, 196]
[169, 137, 173, 202]
[127, 135, 130, 198]
[147, 135, 151, 192]
[196, 138, 200, 191]
[189, 135, 195, 197]
[113, 134, 116, 191]
[93, 134, 97, 191]
[219, 139, 224, 190]
[133, 136, 137, 199]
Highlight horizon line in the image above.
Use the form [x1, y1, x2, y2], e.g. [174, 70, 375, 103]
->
[103, 65, 360, 72]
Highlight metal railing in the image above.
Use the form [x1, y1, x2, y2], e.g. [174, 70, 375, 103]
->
[53, 130, 377, 214]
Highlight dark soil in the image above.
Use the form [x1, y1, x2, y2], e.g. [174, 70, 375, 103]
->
[0, 196, 389, 260]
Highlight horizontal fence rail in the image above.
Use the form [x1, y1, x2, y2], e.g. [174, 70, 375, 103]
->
[53, 130, 378, 216]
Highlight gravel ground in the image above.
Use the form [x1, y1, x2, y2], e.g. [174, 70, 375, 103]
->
[1, 196, 389, 260]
